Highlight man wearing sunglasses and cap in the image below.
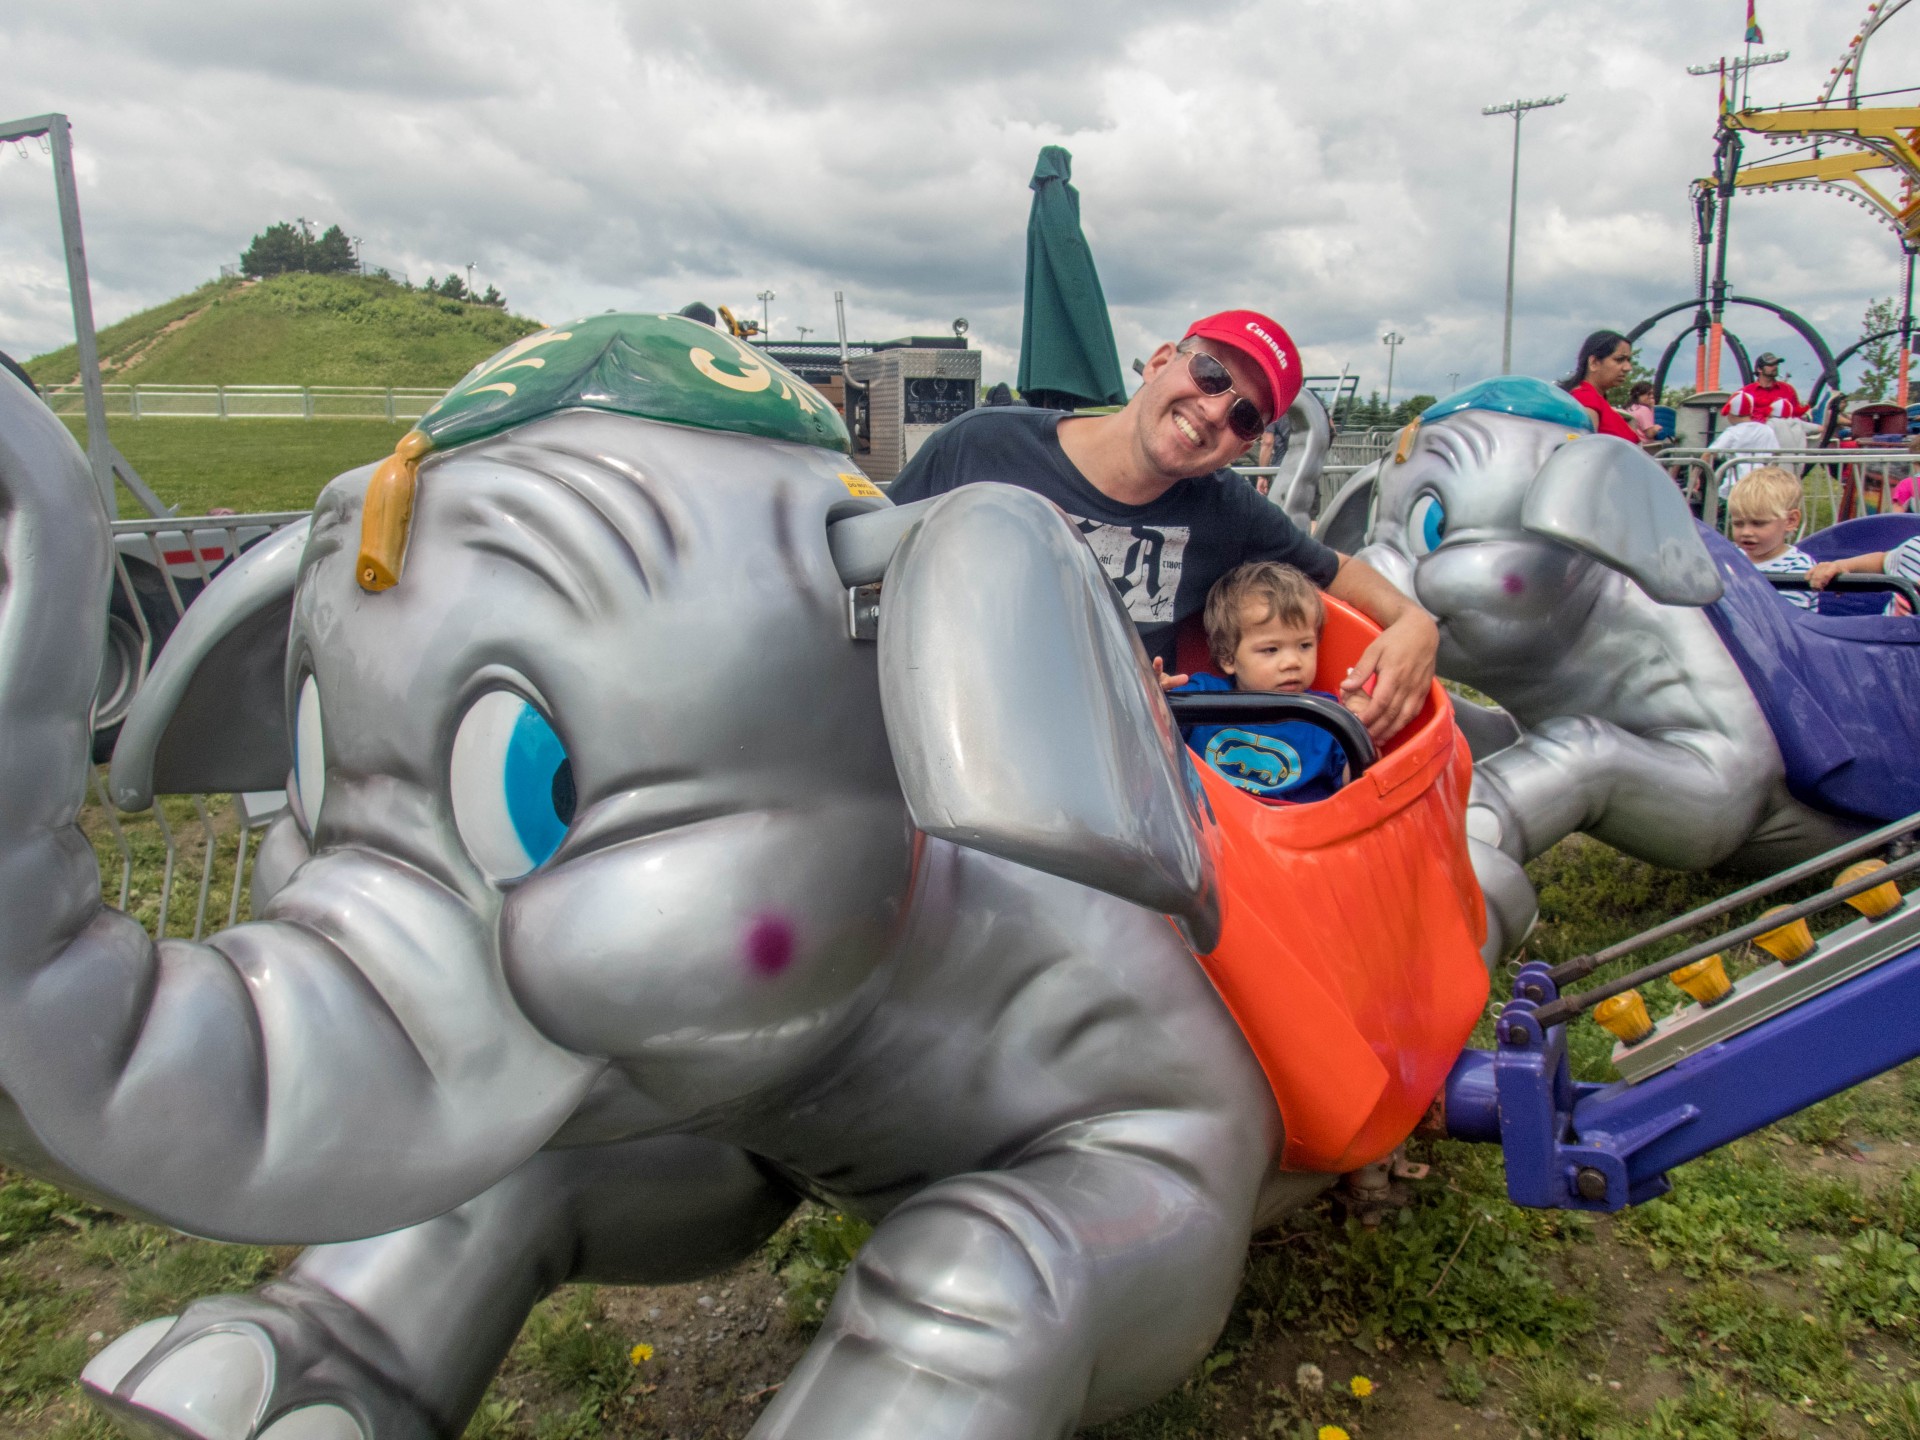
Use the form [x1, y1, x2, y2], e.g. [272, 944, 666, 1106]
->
[889, 309, 1439, 742]
[1723, 353, 1809, 420]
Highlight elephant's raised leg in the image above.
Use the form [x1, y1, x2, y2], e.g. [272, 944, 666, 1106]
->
[1468, 714, 1772, 870]
[752, 1110, 1264, 1440]
[84, 1134, 797, 1440]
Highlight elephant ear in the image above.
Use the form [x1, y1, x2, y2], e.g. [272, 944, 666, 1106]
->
[1521, 435, 1723, 605]
[875, 484, 1220, 950]
[1314, 464, 1378, 553]
[108, 520, 307, 810]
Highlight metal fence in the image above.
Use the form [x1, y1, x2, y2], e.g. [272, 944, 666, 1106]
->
[1658, 446, 1916, 534]
[43, 383, 445, 422]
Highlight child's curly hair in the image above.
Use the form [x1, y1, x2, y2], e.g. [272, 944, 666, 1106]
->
[1203, 561, 1324, 671]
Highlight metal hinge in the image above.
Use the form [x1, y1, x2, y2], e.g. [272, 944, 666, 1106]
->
[847, 584, 881, 641]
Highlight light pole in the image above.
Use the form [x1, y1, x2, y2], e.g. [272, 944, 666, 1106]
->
[466, 263, 476, 297]
[757, 289, 775, 338]
[797, 325, 812, 343]
[1382, 331, 1404, 408]
[1447, 370, 1461, 393]
[1482, 94, 1565, 373]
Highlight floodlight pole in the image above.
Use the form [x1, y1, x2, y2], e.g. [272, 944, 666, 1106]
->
[757, 289, 775, 339]
[1382, 331, 1404, 408]
[1483, 95, 1565, 374]
[1, 113, 122, 516]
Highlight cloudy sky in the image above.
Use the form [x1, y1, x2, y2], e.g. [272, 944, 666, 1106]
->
[1, 1, 1911, 399]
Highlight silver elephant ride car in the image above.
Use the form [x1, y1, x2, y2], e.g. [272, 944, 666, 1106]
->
[0, 314, 1487, 1440]
[1324, 376, 1920, 944]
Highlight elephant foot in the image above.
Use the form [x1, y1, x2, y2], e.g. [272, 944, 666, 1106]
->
[83, 1282, 436, 1440]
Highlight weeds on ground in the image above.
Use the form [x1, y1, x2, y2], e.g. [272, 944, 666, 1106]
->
[1505, 1356, 1621, 1439]
[1660, 1277, 1857, 1413]
[1240, 1142, 1594, 1360]
[763, 1208, 872, 1329]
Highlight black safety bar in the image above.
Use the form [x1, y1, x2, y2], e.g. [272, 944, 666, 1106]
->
[1164, 691, 1377, 778]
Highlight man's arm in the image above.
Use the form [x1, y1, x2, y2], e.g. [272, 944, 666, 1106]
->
[1327, 553, 1440, 744]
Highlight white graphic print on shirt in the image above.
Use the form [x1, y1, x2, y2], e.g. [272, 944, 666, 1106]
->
[1071, 519, 1190, 624]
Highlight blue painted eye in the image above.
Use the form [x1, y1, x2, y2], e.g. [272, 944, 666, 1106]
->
[294, 675, 325, 834]
[450, 692, 576, 880]
[1409, 492, 1447, 557]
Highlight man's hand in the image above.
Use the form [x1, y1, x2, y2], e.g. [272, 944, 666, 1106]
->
[1327, 554, 1440, 743]
[1152, 657, 1190, 692]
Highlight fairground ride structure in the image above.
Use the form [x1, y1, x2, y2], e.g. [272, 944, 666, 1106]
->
[1629, 2, 1919, 410]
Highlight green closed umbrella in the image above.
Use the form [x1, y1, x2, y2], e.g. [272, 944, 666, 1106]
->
[1017, 146, 1127, 411]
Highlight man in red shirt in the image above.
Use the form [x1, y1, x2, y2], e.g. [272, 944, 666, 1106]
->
[1723, 353, 1808, 419]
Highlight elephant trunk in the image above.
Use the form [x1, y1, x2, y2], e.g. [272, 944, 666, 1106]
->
[0, 374, 600, 1244]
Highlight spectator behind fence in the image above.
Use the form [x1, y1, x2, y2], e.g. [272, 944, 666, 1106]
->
[1724, 353, 1808, 420]
[1816, 393, 1855, 450]
[1626, 381, 1659, 441]
[1558, 331, 1642, 442]
[1727, 466, 1815, 610]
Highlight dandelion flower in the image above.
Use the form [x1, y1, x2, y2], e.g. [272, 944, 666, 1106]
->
[629, 1342, 654, 1364]
[1350, 1375, 1375, 1398]
[1317, 1426, 1351, 1440]
[1295, 1362, 1325, 1395]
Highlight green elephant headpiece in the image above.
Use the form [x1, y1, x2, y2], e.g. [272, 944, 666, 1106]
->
[359, 313, 853, 590]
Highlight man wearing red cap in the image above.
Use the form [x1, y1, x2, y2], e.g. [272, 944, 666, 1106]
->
[889, 310, 1439, 742]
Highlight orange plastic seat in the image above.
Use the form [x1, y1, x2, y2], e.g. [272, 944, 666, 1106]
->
[1174, 598, 1488, 1173]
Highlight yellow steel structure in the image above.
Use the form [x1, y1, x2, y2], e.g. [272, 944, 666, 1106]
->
[1722, 105, 1920, 246]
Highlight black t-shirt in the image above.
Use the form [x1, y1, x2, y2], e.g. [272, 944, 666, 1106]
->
[888, 407, 1340, 665]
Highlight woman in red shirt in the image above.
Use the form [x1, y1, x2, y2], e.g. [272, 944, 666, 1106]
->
[1559, 330, 1641, 442]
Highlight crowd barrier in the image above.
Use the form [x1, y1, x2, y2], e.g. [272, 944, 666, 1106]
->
[44, 383, 445, 422]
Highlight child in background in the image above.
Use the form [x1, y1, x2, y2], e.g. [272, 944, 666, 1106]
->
[1627, 381, 1659, 442]
[1807, 535, 1919, 616]
[1173, 562, 1357, 803]
[1727, 467, 1815, 611]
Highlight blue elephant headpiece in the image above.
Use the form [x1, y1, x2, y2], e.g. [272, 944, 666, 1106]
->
[1420, 376, 1595, 433]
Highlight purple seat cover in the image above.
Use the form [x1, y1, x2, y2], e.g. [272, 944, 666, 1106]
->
[1700, 524, 1920, 824]
[1797, 516, 1920, 617]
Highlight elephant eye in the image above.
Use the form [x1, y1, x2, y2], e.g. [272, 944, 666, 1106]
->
[1409, 492, 1447, 556]
[450, 692, 576, 880]
[294, 675, 326, 834]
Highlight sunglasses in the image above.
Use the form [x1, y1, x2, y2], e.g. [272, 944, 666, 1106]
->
[1184, 350, 1268, 442]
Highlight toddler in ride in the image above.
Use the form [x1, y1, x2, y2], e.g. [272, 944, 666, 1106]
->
[1727, 467, 1815, 611]
[1172, 561, 1357, 802]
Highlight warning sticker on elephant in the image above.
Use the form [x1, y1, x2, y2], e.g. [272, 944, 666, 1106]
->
[1071, 520, 1189, 624]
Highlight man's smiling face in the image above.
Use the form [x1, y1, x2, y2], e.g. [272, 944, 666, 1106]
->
[1131, 339, 1272, 484]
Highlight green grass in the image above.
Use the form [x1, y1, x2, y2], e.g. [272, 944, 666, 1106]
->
[62, 416, 408, 515]
[28, 272, 542, 389]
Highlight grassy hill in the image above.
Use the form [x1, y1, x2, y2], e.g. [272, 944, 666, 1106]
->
[25, 272, 544, 389]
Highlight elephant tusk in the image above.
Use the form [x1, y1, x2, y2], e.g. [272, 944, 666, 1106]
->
[826, 498, 937, 586]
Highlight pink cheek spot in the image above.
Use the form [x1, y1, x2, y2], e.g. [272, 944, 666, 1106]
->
[1501, 572, 1526, 596]
[744, 915, 796, 977]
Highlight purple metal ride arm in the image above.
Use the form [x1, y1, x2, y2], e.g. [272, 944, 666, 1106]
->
[1443, 948, 1920, 1211]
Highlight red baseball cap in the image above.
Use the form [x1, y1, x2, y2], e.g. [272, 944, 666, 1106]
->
[1182, 310, 1302, 420]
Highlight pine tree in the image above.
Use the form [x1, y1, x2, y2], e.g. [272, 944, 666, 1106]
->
[310, 225, 357, 275]
[240, 222, 310, 278]
[439, 273, 469, 301]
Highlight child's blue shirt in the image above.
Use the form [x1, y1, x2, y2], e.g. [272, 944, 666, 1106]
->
[1171, 672, 1350, 803]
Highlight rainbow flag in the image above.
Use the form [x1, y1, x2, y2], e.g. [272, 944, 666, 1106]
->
[1746, 1, 1764, 44]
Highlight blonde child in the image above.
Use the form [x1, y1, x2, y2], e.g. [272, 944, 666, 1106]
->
[1726, 467, 1814, 610]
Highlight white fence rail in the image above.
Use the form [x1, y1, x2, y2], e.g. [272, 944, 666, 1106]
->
[43, 383, 445, 421]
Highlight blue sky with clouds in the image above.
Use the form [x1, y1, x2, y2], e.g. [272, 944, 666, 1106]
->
[1, 0, 1912, 398]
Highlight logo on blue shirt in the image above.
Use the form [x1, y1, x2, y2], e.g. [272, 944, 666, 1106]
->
[1204, 728, 1303, 793]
